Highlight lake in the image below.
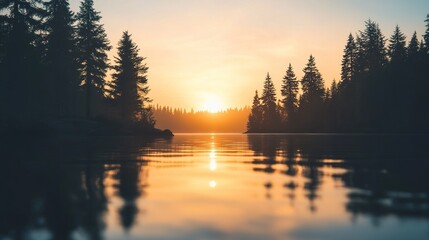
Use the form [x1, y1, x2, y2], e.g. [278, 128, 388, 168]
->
[0, 134, 428, 240]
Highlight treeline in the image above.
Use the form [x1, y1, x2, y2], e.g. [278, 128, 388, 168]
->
[0, 0, 156, 134]
[248, 16, 429, 133]
[153, 106, 250, 133]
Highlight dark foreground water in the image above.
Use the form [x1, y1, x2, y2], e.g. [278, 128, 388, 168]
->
[0, 134, 428, 240]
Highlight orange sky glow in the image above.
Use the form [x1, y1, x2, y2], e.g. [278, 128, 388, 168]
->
[70, 0, 429, 111]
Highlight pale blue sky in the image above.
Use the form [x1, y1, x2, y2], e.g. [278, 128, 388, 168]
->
[69, 0, 429, 110]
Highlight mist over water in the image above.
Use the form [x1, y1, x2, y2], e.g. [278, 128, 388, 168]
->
[0, 134, 428, 240]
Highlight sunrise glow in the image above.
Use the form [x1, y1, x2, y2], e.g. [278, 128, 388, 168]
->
[204, 97, 223, 113]
[65, 0, 429, 111]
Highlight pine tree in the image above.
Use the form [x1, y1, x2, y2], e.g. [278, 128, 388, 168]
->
[424, 14, 429, 53]
[260, 72, 279, 131]
[298, 55, 325, 131]
[356, 19, 387, 73]
[420, 14, 429, 129]
[340, 34, 357, 87]
[247, 90, 262, 132]
[388, 25, 407, 63]
[402, 31, 423, 131]
[44, 0, 79, 117]
[330, 80, 338, 97]
[407, 31, 420, 59]
[324, 88, 331, 102]
[110, 31, 151, 124]
[0, 0, 46, 122]
[281, 64, 299, 122]
[76, 0, 111, 119]
[354, 20, 387, 129]
[300, 55, 325, 106]
[338, 34, 361, 130]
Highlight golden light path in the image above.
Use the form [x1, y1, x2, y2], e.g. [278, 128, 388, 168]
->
[209, 136, 217, 188]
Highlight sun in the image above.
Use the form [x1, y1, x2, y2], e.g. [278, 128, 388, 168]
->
[204, 97, 223, 113]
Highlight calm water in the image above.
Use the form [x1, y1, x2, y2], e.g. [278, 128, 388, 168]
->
[1, 134, 429, 240]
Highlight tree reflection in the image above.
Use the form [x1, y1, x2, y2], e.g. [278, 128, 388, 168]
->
[114, 161, 148, 231]
[247, 134, 429, 219]
[247, 135, 280, 174]
[80, 150, 108, 240]
[248, 135, 324, 211]
[0, 136, 155, 239]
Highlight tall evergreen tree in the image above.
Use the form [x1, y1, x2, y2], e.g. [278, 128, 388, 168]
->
[44, 0, 79, 117]
[330, 80, 338, 97]
[403, 31, 422, 130]
[337, 33, 360, 130]
[407, 31, 420, 59]
[300, 55, 325, 106]
[354, 20, 387, 129]
[260, 73, 280, 131]
[424, 14, 429, 52]
[281, 64, 299, 123]
[420, 14, 429, 129]
[356, 19, 387, 73]
[76, 0, 111, 119]
[298, 55, 325, 131]
[110, 31, 151, 124]
[247, 90, 262, 132]
[388, 25, 407, 63]
[340, 33, 357, 87]
[0, 0, 45, 122]
[383, 25, 408, 130]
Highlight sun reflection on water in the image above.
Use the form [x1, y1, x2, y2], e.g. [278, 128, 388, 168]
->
[209, 149, 217, 171]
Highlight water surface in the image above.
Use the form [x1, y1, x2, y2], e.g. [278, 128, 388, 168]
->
[1, 134, 428, 240]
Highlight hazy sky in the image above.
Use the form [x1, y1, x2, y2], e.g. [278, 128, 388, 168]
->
[70, 0, 429, 111]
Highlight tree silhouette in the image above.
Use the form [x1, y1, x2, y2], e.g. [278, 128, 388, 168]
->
[114, 162, 144, 231]
[355, 20, 387, 129]
[334, 34, 359, 130]
[44, 0, 79, 118]
[401, 32, 422, 131]
[330, 80, 338, 97]
[0, 0, 45, 123]
[281, 64, 299, 127]
[424, 14, 429, 52]
[384, 25, 408, 129]
[341, 34, 357, 87]
[300, 55, 325, 105]
[356, 20, 387, 74]
[0, 0, 167, 135]
[388, 25, 407, 63]
[298, 55, 325, 131]
[110, 31, 151, 124]
[247, 90, 262, 132]
[76, 0, 111, 119]
[407, 32, 420, 59]
[243, 16, 429, 133]
[260, 73, 280, 131]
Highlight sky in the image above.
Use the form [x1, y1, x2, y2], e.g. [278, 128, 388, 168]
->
[70, 0, 429, 112]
